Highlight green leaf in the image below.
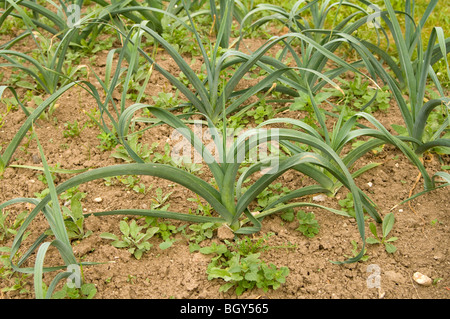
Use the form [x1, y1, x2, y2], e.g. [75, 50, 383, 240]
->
[159, 239, 174, 250]
[119, 220, 130, 237]
[366, 237, 381, 244]
[369, 222, 378, 238]
[134, 249, 143, 260]
[382, 212, 395, 238]
[244, 271, 259, 282]
[129, 220, 140, 239]
[384, 242, 397, 254]
[219, 282, 234, 293]
[208, 267, 232, 279]
[146, 226, 160, 238]
[112, 240, 129, 248]
[80, 283, 97, 299]
[280, 209, 295, 222]
[200, 244, 228, 255]
[100, 232, 118, 241]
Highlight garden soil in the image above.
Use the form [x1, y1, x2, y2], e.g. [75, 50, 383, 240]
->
[0, 34, 449, 300]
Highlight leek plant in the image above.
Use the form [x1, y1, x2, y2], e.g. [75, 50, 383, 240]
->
[9, 104, 373, 265]
[0, 27, 80, 94]
[360, 0, 450, 156]
[0, 82, 77, 173]
[130, 3, 297, 124]
[166, 0, 255, 47]
[0, 0, 165, 48]
[238, 0, 449, 192]
[234, 1, 389, 142]
[0, 117, 374, 297]
[0, 128, 97, 299]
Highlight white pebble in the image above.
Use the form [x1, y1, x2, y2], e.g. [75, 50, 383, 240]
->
[413, 272, 432, 286]
[94, 197, 103, 203]
[313, 194, 327, 202]
[367, 182, 373, 187]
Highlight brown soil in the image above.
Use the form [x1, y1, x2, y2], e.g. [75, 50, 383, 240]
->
[0, 30, 449, 301]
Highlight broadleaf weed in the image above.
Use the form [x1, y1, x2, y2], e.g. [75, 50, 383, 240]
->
[100, 219, 160, 259]
[366, 212, 398, 254]
[295, 210, 320, 238]
[195, 234, 292, 296]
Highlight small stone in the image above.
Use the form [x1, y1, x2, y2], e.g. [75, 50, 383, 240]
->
[312, 194, 327, 202]
[378, 287, 386, 299]
[94, 197, 103, 203]
[433, 252, 443, 260]
[413, 272, 432, 286]
[367, 182, 373, 187]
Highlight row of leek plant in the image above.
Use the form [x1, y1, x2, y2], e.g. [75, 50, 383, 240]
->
[0, 0, 449, 298]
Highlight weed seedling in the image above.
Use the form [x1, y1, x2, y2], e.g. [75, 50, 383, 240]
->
[1, 247, 31, 295]
[100, 219, 159, 259]
[149, 187, 173, 210]
[200, 244, 289, 296]
[246, 99, 275, 124]
[97, 131, 118, 151]
[366, 212, 398, 254]
[345, 240, 369, 262]
[187, 195, 214, 216]
[186, 222, 220, 252]
[51, 282, 97, 299]
[241, 182, 290, 211]
[111, 135, 157, 163]
[295, 210, 320, 238]
[61, 190, 91, 240]
[338, 193, 356, 217]
[63, 121, 81, 138]
[196, 234, 291, 296]
[144, 216, 183, 250]
[0, 210, 28, 241]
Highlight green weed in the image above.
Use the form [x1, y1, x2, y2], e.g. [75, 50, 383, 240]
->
[100, 219, 160, 260]
[295, 210, 320, 238]
[51, 282, 97, 299]
[366, 212, 398, 254]
[63, 121, 81, 138]
[196, 235, 290, 296]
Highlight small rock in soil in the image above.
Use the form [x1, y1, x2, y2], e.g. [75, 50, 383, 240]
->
[312, 194, 327, 202]
[94, 197, 103, 203]
[412, 272, 432, 286]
